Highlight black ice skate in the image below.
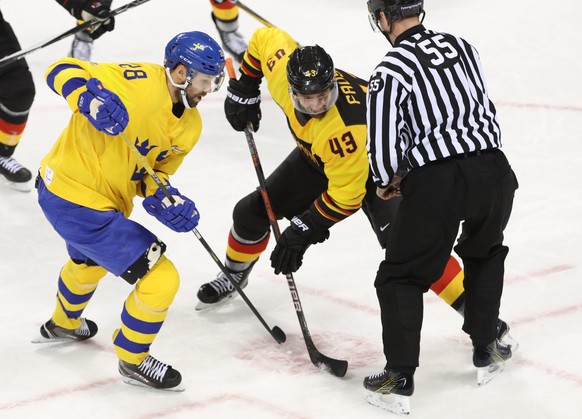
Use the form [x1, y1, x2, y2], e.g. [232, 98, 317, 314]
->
[363, 369, 414, 415]
[211, 14, 247, 63]
[32, 318, 98, 343]
[0, 156, 32, 192]
[118, 355, 183, 392]
[473, 339, 513, 386]
[196, 265, 253, 310]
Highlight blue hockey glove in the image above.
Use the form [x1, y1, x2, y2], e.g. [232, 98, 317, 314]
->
[143, 186, 200, 233]
[270, 212, 330, 275]
[78, 78, 128, 135]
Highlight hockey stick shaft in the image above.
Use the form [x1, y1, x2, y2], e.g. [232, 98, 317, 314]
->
[0, 0, 154, 71]
[119, 131, 286, 344]
[237, 1, 277, 28]
[242, 125, 347, 377]
[236, 2, 301, 47]
[225, 58, 346, 375]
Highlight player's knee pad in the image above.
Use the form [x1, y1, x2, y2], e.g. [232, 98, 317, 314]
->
[232, 190, 270, 239]
[120, 239, 166, 285]
[0, 67, 35, 115]
[135, 255, 180, 310]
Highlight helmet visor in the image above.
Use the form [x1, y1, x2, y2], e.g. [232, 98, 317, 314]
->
[289, 81, 338, 116]
[188, 70, 225, 93]
[367, 1, 381, 32]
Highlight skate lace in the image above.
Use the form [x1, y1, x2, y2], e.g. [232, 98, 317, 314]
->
[220, 30, 247, 55]
[209, 271, 242, 294]
[76, 318, 91, 336]
[0, 157, 24, 174]
[138, 356, 169, 382]
[368, 370, 387, 380]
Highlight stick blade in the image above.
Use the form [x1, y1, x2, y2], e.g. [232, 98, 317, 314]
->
[312, 352, 348, 377]
[271, 326, 287, 344]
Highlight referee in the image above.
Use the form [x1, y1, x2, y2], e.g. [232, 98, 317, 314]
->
[362, 0, 519, 413]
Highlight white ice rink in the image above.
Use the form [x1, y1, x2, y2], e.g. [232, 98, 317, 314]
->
[1, 0, 581, 418]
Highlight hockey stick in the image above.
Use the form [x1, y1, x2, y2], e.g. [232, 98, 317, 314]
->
[236, 2, 301, 46]
[237, 1, 277, 29]
[119, 131, 286, 344]
[0, 0, 155, 71]
[225, 59, 347, 377]
[243, 125, 347, 376]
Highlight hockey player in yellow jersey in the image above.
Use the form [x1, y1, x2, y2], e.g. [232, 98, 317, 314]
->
[34, 31, 225, 391]
[195, 27, 474, 322]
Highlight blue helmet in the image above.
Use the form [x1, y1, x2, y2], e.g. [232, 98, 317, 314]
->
[164, 31, 225, 77]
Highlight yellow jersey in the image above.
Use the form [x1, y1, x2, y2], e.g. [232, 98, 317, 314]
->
[240, 28, 369, 228]
[42, 58, 202, 217]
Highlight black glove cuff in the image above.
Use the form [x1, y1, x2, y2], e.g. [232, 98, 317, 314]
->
[68, 0, 112, 20]
[291, 211, 330, 244]
[230, 74, 261, 94]
[306, 204, 337, 230]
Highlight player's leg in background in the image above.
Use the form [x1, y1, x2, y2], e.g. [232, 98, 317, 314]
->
[210, 0, 247, 62]
[0, 12, 35, 191]
[70, 20, 94, 61]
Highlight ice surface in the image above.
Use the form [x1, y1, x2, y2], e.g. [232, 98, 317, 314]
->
[1, 0, 580, 418]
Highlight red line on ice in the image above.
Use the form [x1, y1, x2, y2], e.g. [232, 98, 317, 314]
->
[136, 394, 310, 419]
[0, 378, 118, 411]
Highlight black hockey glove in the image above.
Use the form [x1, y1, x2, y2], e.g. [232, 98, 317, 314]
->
[270, 213, 330, 275]
[60, 0, 115, 39]
[224, 74, 261, 132]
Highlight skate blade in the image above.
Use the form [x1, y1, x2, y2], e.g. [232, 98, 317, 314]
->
[121, 376, 185, 392]
[1, 178, 32, 192]
[477, 362, 505, 386]
[365, 391, 410, 415]
[195, 292, 238, 311]
[31, 334, 77, 344]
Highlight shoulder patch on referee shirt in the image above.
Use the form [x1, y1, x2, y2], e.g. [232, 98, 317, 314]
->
[368, 75, 385, 93]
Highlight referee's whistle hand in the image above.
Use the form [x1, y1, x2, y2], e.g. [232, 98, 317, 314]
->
[377, 176, 403, 200]
[377, 185, 401, 200]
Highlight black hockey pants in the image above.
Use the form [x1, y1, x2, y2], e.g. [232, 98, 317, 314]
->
[232, 147, 400, 248]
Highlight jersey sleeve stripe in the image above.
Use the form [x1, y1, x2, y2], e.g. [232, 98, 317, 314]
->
[240, 53, 263, 79]
[46, 63, 84, 94]
[62, 77, 88, 100]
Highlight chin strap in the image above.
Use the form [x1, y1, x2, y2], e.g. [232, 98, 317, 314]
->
[381, 12, 426, 47]
[165, 67, 192, 109]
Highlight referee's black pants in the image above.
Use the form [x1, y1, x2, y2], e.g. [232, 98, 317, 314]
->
[375, 149, 518, 373]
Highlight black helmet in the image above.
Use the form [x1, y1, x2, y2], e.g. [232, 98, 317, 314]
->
[367, 0, 424, 30]
[286, 45, 335, 95]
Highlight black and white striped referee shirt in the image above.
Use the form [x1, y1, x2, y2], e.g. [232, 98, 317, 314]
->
[366, 25, 501, 187]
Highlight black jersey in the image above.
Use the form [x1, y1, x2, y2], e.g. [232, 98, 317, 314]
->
[366, 25, 501, 187]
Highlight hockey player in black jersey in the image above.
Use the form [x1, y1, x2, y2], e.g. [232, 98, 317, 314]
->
[364, 0, 518, 414]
